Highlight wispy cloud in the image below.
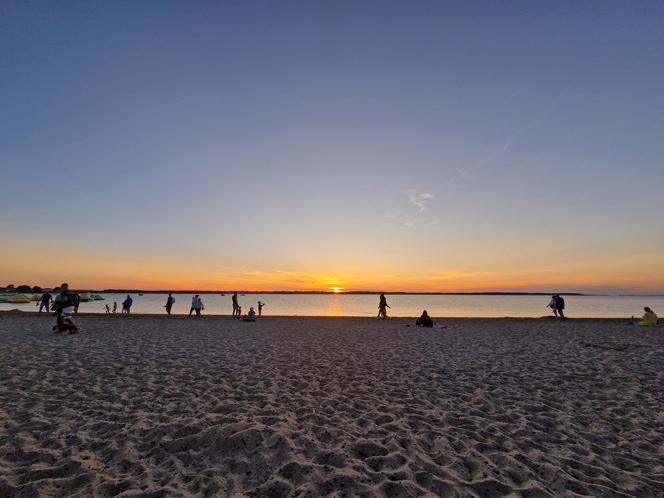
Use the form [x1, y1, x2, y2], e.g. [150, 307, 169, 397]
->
[448, 104, 553, 184]
[408, 189, 433, 212]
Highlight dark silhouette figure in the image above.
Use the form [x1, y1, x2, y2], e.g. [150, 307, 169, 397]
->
[416, 310, 434, 328]
[554, 294, 565, 320]
[165, 293, 175, 314]
[378, 293, 390, 320]
[38, 292, 52, 313]
[232, 293, 240, 319]
[189, 295, 199, 317]
[122, 295, 133, 314]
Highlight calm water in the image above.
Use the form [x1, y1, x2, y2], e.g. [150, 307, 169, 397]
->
[2, 293, 663, 318]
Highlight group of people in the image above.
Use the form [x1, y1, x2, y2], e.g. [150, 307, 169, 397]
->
[39, 286, 659, 332]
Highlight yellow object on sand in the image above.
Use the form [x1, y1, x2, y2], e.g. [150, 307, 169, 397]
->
[9, 294, 31, 303]
[30, 293, 41, 301]
[639, 311, 658, 326]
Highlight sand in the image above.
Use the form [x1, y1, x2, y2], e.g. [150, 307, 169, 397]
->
[0, 314, 662, 497]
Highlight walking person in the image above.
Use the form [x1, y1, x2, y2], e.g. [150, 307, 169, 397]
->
[38, 291, 52, 313]
[189, 295, 200, 317]
[257, 301, 266, 316]
[165, 293, 175, 315]
[112, 302, 117, 313]
[378, 293, 390, 320]
[554, 294, 566, 320]
[122, 295, 133, 314]
[232, 293, 240, 319]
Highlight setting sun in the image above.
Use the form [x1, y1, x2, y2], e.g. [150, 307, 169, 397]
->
[330, 287, 345, 294]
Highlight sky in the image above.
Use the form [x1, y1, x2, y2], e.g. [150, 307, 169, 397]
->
[1, 1, 663, 293]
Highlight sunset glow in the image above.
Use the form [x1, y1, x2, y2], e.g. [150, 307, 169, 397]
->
[1, 3, 663, 294]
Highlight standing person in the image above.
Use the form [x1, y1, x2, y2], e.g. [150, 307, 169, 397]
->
[547, 295, 559, 318]
[53, 283, 79, 334]
[257, 301, 266, 316]
[112, 302, 117, 313]
[165, 293, 175, 315]
[38, 291, 52, 313]
[104, 304, 111, 313]
[555, 294, 566, 320]
[122, 295, 133, 314]
[189, 295, 199, 317]
[232, 293, 240, 319]
[378, 293, 390, 320]
[195, 296, 204, 316]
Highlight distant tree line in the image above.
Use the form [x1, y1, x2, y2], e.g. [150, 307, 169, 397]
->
[1, 284, 45, 293]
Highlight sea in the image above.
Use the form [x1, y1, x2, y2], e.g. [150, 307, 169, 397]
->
[2, 293, 663, 318]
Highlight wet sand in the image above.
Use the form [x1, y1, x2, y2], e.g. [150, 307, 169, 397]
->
[0, 314, 662, 497]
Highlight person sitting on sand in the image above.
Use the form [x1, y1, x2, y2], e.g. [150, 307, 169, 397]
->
[415, 310, 434, 328]
[630, 307, 658, 326]
[547, 295, 559, 318]
[243, 307, 256, 322]
[378, 293, 390, 320]
[122, 295, 133, 314]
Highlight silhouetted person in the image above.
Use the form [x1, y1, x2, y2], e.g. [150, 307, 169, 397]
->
[257, 301, 266, 316]
[245, 306, 256, 321]
[378, 293, 390, 320]
[53, 283, 79, 334]
[112, 302, 117, 313]
[38, 292, 52, 313]
[416, 310, 434, 328]
[189, 295, 199, 317]
[195, 296, 204, 316]
[122, 295, 133, 314]
[105, 304, 111, 313]
[554, 294, 565, 320]
[232, 293, 240, 319]
[165, 293, 175, 315]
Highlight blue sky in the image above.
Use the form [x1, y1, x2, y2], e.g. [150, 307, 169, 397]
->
[1, 1, 663, 292]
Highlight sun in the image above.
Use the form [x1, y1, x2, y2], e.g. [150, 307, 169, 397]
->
[330, 287, 344, 294]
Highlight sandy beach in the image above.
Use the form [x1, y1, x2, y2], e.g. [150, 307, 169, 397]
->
[0, 314, 662, 497]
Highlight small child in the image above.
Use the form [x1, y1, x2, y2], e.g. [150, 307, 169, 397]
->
[112, 302, 117, 313]
[105, 304, 111, 313]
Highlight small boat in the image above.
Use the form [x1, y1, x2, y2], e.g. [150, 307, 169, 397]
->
[78, 293, 92, 302]
[138, 292, 144, 296]
[92, 294, 104, 300]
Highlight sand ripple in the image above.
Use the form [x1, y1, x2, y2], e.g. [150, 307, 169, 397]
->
[0, 315, 662, 497]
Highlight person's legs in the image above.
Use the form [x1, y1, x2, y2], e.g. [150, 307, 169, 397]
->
[189, 307, 194, 316]
[559, 309, 565, 320]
